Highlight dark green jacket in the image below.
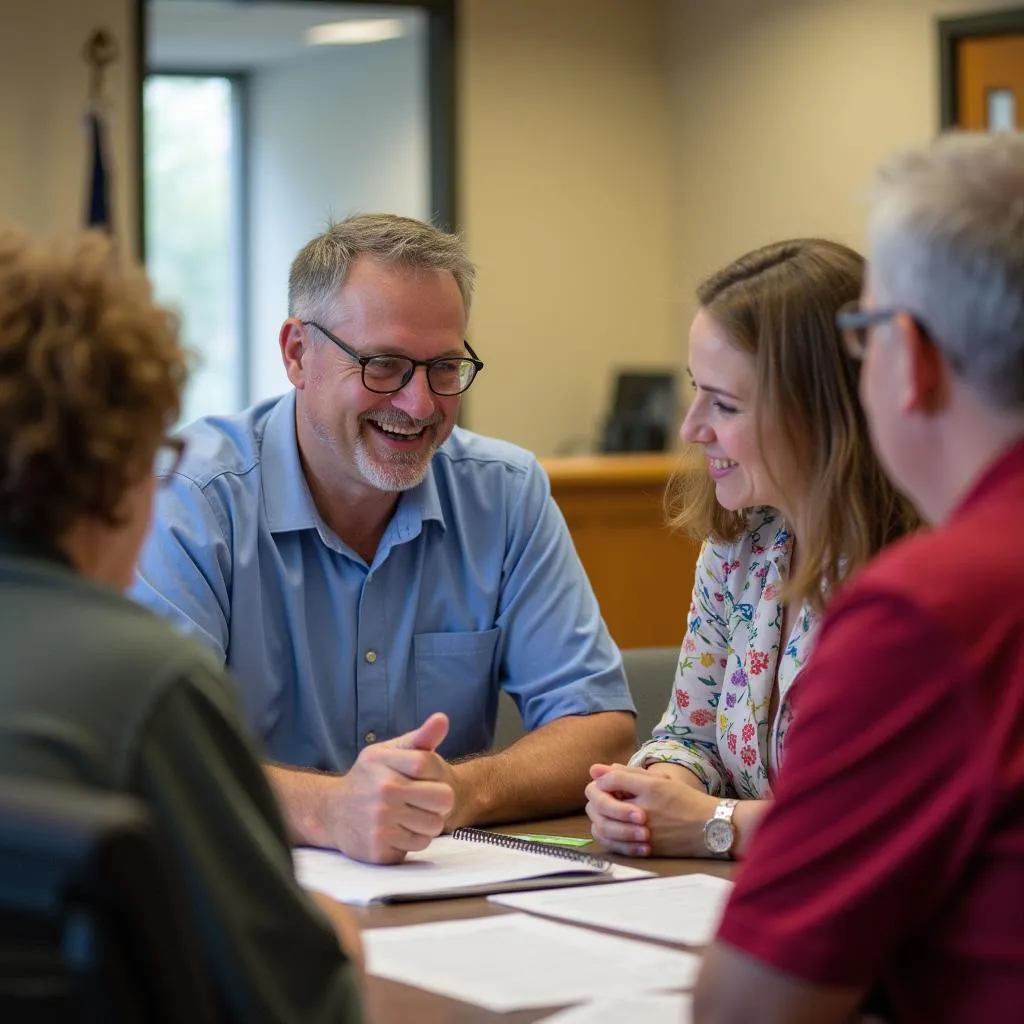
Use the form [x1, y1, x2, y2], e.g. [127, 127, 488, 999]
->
[0, 535, 361, 1024]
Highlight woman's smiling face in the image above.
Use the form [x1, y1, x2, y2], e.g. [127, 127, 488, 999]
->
[680, 307, 796, 516]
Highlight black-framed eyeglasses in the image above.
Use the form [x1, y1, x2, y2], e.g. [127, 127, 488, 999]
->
[835, 302, 957, 369]
[154, 436, 186, 481]
[302, 321, 484, 396]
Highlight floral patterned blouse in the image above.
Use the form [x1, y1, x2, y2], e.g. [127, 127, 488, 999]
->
[630, 508, 819, 798]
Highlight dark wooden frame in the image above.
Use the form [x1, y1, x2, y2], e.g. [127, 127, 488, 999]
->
[135, 0, 458, 258]
[938, 6, 1024, 129]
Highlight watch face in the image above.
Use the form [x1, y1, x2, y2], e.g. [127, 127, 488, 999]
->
[705, 818, 735, 855]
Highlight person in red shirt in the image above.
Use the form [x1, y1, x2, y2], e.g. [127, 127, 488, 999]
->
[694, 131, 1024, 1024]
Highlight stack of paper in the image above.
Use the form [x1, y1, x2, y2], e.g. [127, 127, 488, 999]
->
[541, 993, 693, 1024]
[489, 873, 733, 946]
[294, 835, 651, 906]
[364, 913, 701, 1012]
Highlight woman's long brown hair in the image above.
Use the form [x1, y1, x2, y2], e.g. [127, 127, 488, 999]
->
[667, 238, 918, 612]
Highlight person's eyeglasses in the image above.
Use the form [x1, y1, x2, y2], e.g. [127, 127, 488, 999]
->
[835, 302, 907, 360]
[302, 321, 484, 396]
[836, 302, 961, 372]
[154, 436, 186, 481]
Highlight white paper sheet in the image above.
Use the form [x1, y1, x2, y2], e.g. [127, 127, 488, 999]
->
[294, 835, 651, 906]
[541, 993, 693, 1024]
[489, 873, 733, 946]
[364, 913, 701, 1012]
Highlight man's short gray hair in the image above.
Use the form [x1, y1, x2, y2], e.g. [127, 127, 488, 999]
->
[867, 131, 1024, 409]
[288, 213, 477, 324]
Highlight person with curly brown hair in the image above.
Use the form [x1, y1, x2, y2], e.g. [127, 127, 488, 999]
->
[0, 231, 363, 1024]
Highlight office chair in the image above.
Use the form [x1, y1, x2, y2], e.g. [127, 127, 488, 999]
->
[620, 645, 679, 738]
[491, 645, 680, 749]
[0, 776, 219, 1024]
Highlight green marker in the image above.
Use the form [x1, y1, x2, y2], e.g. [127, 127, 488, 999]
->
[511, 833, 593, 848]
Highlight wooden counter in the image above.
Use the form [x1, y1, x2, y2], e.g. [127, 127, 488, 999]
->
[540, 453, 702, 649]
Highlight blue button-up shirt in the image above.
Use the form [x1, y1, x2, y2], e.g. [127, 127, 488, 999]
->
[132, 392, 633, 770]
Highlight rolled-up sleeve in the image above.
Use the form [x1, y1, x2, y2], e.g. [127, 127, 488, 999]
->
[495, 461, 635, 730]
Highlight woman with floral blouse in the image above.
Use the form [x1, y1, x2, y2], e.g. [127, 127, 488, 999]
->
[586, 239, 918, 859]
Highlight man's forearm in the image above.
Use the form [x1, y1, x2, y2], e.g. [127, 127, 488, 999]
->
[695, 942, 861, 1024]
[450, 711, 636, 827]
[309, 891, 365, 973]
[265, 762, 338, 847]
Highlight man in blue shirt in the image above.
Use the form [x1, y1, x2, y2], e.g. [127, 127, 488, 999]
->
[133, 213, 636, 864]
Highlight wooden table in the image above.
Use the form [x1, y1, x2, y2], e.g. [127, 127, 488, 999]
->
[357, 815, 733, 1023]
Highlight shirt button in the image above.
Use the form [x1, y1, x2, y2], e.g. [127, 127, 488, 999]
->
[364, 731, 377, 744]
[365, 650, 377, 664]
[366, 574, 373, 583]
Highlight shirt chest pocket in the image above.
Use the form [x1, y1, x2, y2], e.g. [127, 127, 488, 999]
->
[414, 628, 501, 759]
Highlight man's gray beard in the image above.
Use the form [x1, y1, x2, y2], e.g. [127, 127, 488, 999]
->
[354, 432, 437, 493]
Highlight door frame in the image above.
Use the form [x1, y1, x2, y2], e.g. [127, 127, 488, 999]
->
[938, 7, 1024, 128]
[135, 0, 458, 258]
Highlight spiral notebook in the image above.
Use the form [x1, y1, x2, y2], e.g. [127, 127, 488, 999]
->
[293, 827, 653, 906]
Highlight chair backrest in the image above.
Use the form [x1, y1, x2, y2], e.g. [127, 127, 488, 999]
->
[0, 776, 219, 1024]
[491, 645, 679, 750]
[622, 645, 679, 740]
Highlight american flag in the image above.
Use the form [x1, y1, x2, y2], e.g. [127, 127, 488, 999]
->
[85, 104, 112, 231]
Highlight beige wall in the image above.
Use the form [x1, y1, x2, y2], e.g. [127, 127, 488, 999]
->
[0, 0, 673, 458]
[0, 0, 137, 249]
[1, 0, 1012, 457]
[459, 0, 677, 456]
[669, 0, 1006, 331]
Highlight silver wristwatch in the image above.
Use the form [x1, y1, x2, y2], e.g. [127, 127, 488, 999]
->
[702, 798, 739, 858]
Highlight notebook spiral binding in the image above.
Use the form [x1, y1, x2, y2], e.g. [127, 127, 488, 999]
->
[451, 827, 611, 871]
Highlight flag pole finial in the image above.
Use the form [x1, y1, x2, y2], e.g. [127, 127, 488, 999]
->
[84, 27, 119, 102]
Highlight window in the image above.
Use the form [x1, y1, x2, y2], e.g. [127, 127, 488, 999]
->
[143, 75, 243, 425]
[144, 2, 434, 419]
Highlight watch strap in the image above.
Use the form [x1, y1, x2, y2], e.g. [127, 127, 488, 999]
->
[714, 798, 739, 823]
[705, 798, 739, 859]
